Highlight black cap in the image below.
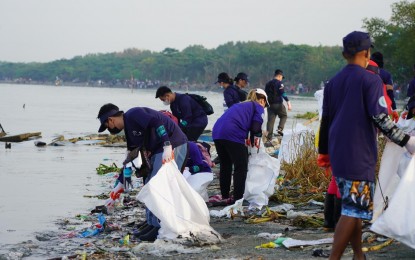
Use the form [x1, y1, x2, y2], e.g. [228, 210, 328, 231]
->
[155, 86, 172, 98]
[215, 72, 231, 84]
[274, 69, 285, 79]
[234, 72, 249, 82]
[97, 103, 123, 132]
[343, 31, 373, 55]
[371, 52, 384, 68]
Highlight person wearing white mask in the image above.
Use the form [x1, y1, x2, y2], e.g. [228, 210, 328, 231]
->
[156, 86, 208, 141]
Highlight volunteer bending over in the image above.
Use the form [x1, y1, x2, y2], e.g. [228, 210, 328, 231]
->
[97, 103, 188, 242]
[212, 89, 268, 203]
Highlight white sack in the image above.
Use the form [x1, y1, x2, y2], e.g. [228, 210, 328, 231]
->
[136, 161, 221, 243]
[183, 169, 213, 202]
[244, 147, 280, 209]
[371, 155, 415, 249]
[372, 142, 405, 222]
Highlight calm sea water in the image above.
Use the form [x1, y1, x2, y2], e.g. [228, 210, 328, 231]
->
[0, 83, 318, 246]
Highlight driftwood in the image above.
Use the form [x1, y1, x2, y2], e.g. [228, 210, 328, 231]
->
[0, 132, 41, 142]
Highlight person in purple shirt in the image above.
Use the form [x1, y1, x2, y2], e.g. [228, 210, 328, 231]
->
[155, 86, 208, 141]
[97, 103, 188, 242]
[370, 52, 399, 122]
[186, 141, 211, 174]
[215, 72, 240, 108]
[212, 88, 269, 202]
[318, 31, 415, 260]
[406, 64, 415, 98]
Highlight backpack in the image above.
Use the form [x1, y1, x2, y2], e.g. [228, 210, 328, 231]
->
[186, 93, 214, 115]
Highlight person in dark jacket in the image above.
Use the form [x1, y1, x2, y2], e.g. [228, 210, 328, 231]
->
[265, 69, 292, 139]
[212, 88, 269, 202]
[156, 86, 208, 141]
[216, 72, 240, 109]
[234, 72, 249, 102]
[97, 103, 188, 242]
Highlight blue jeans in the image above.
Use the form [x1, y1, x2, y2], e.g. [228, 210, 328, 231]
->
[145, 143, 187, 227]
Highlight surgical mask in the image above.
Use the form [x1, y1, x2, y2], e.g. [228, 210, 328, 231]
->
[108, 126, 122, 135]
[163, 99, 170, 106]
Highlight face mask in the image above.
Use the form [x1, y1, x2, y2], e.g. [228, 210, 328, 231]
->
[108, 127, 122, 135]
[163, 100, 170, 106]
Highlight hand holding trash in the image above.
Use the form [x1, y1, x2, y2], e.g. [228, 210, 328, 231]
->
[162, 141, 174, 164]
[401, 110, 408, 119]
[109, 182, 125, 200]
[392, 110, 399, 123]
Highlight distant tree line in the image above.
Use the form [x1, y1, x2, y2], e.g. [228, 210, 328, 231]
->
[0, 1, 413, 90]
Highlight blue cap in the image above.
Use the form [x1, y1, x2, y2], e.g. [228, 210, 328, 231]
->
[342, 31, 373, 55]
[98, 109, 120, 132]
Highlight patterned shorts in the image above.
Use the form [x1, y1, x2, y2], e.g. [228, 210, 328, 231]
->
[335, 177, 375, 220]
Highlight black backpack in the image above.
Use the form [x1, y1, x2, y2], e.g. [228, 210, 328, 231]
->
[186, 93, 214, 115]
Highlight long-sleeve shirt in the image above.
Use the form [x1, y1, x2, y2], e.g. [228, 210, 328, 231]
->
[407, 77, 415, 98]
[223, 85, 241, 108]
[186, 141, 211, 174]
[265, 79, 289, 104]
[170, 93, 208, 128]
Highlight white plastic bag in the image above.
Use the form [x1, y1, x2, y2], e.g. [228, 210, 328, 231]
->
[182, 169, 213, 202]
[371, 155, 415, 249]
[136, 161, 221, 243]
[244, 147, 280, 209]
[372, 142, 405, 222]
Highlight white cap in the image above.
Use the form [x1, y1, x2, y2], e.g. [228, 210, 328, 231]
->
[255, 88, 269, 107]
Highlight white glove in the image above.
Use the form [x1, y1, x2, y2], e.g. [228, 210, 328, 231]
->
[405, 136, 415, 154]
[287, 101, 292, 111]
[162, 142, 174, 164]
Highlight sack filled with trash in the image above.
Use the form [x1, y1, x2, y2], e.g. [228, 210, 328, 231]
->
[136, 161, 222, 244]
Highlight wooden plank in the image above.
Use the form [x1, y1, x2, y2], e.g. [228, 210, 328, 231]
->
[0, 132, 41, 142]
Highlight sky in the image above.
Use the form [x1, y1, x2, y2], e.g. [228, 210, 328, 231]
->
[0, 0, 402, 63]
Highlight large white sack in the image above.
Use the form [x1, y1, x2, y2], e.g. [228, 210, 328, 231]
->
[371, 155, 415, 249]
[136, 161, 221, 243]
[182, 169, 213, 202]
[396, 116, 415, 136]
[244, 147, 280, 209]
[372, 142, 405, 222]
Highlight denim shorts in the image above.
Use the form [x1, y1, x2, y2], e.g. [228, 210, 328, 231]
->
[335, 177, 374, 220]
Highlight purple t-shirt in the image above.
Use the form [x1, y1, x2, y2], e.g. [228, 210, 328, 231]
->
[170, 93, 208, 128]
[187, 141, 211, 173]
[379, 68, 393, 86]
[212, 101, 264, 144]
[123, 107, 187, 154]
[323, 64, 387, 182]
[223, 85, 241, 108]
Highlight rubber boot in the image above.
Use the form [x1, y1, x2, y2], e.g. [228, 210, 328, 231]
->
[139, 226, 160, 242]
[333, 197, 342, 229]
[133, 224, 153, 238]
[323, 193, 336, 231]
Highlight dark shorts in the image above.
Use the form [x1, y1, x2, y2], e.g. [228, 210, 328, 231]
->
[335, 177, 374, 220]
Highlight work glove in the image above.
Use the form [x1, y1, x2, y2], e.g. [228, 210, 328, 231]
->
[253, 136, 261, 149]
[405, 136, 415, 154]
[287, 101, 292, 111]
[109, 182, 125, 200]
[392, 110, 399, 123]
[317, 154, 330, 168]
[245, 138, 251, 147]
[401, 110, 408, 119]
[162, 141, 174, 164]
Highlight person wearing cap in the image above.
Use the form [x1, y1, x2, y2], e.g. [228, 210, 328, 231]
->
[215, 72, 240, 108]
[318, 31, 415, 260]
[155, 86, 208, 141]
[97, 103, 188, 242]
[234, 72, 249, 101]
[264, 69, 292, 139]
[212, 88, 268, 202]
[406, 64, 415, 98]
[370, 52, 399, 122]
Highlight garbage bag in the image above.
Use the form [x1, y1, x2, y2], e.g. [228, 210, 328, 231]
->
[244, 147, 280, 209]
[372, 142, 405, 222]
[136, 161, 221, 242]
[182, 169, 213, 202]
[371, 155, 415, 249]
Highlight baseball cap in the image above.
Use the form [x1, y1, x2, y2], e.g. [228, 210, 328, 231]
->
[343, 31, 373, 55]
[274, 69, 285, 79]
[97, 103, 123, 132]
[255, 88, 269, 107]
[215, 72, 231, 84]
[235, 72, 249, 82]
